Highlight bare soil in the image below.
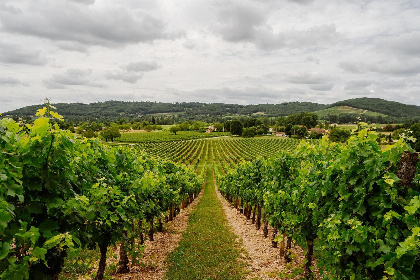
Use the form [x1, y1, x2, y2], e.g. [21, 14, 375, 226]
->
[113, 191, 203, 280]
[215, 184, 320, 280]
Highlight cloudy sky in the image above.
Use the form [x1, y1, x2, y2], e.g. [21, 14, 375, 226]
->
[1, 0, 420, 112]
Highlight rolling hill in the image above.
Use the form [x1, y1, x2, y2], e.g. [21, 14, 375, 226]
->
[4, 97, 420, 122]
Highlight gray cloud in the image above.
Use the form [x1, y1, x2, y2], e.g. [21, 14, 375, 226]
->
[214, 2, 339, 50]
[106, 72, 143, 84]
[181, 86, 309, 105]
[105, 60, 159, 83]
[124, 61, 159, 72]
[0, 43, 47, 66]
[309, 83, 334, 91]
[1, 0, 420, 111]
[0, 2, 176, 48]
[284, 72, 332, 84]
[339, 59, 420, 77]
[255, 24, 339, 50]
[70, 0, 95, 4]
[215, 2, 266, 42]
[0, 76, 28, 86]
[43, 69, 103, 89]
[376, 31, 420, 56]
[306, 56, 320, 64]
[55, 42, 89, 53]
[338, 62, 366, 74]
[344, 80, 374, 91]
[288, 0, 314, 5]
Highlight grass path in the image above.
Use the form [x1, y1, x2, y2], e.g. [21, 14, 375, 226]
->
[166, 143, 248, 280]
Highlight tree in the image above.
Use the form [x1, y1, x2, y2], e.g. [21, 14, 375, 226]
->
[255, 124, 269, 135]
[179, 121, 190, 131]
[214, 122, 224, 132]
[82, 128, 97, 138]
[329, 128, 350, 142]
[409, 122, 420, 151]
[230, 120, 243, 136]
[169, 126, 181, 135]
[392, 128, 408, 140]
[291, 125, 308, 138]
[101, 126, 121, 142]
[242, 127, 256, 138]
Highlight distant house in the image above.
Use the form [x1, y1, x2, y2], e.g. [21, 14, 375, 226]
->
[206, 125, 216, 133]
[275, 132, 286, 137]
[308, 127, 327, 134]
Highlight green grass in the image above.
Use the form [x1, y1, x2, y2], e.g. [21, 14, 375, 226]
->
[166, 146, 248, 280]
[315, 105, 388, 118]
[117, 130, 230, 143]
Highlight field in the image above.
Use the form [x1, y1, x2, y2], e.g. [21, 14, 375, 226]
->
[315, 105, 388, 118]
[116, 130, 230, 142]
[2, 113, 419, 280]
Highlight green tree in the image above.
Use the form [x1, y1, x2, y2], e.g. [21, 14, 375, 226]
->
[82, 128, 97, 138]
[242, 127, 256, 138]
[392, 128, 408, 140]
[409, 122, 420, 151]
[230, 120, 243, 136]
[169, 126, 181, 135]
[101, 126, 121, 141]
[291, 125, 308, 138]
[329, 128, 350, 142]
[255, 124, 269, 135]
[179, 121, 190, 131]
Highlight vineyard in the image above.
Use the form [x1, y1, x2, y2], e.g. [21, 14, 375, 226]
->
[117, 130, 230, 143]
[218, 133, 420, 279]
[0, 108, 202, 280]
[1, 107, 419, 280]
[135, 138, 307, 172]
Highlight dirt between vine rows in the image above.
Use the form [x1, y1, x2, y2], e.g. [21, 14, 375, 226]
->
[112, 190, 204, 280]
[215, 185, 321, 280]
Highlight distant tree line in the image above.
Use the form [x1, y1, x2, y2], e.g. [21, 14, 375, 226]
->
[5, 98, 420, 124]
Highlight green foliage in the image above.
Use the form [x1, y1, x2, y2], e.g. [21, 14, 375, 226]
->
[220, 131, 420, 279]
[0, 104, 202, 279]
[242, 127, 256, 138]
[329, 127, 351, 142]
[277, 112, 318, 129]
[101, 125, 121, 141]
[333, 97, 420, 118]
[117, 130, 229, 143]
[169, 126, 181, 135]
[290, 125, 308, 138]
[392, 128, 408, 140]
[409, 122, 420, 151]
[230, 120, 243, 136]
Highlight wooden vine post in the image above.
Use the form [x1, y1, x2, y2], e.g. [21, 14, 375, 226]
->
[396, 151, 418, 189]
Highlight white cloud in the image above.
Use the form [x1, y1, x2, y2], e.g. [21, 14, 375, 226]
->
[43, 69, 104, 89]
[105, 60, 160, 83]
[106, 72, 143, 84]
[1, 0, 420, 112]
[0, 76, 28, 86]
[124, 61, 159, 72]
[339, 59, 420, 77]
[0, 1, 178, 48]
[213, 1, 339, 50]
[309, 83, 334, 91]
[0, 43, 47, 66]
[284, 72, 333, 85]
[344, 80, 374, 91]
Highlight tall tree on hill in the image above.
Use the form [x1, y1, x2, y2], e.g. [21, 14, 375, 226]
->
[230, 120, 243, 136]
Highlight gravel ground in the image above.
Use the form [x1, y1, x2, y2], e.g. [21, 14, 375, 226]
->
[215, 182, 320, 280]
[111, 180, 320, 280]
[113, 190, 203, 280]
